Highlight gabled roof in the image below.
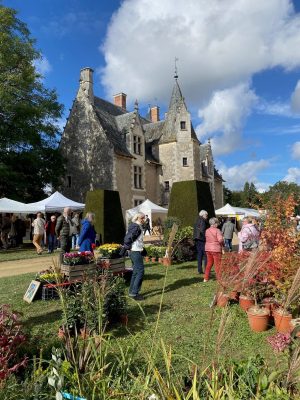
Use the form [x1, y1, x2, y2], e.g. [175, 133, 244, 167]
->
[143, 120, 165, 142]
[93, 96, 133, 158]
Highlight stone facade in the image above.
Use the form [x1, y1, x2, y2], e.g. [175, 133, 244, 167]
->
[60, 68, 224, 215]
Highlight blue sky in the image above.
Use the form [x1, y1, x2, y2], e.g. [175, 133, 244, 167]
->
[4, 0, 300, 191]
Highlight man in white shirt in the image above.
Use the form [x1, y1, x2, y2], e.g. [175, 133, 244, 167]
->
[32, 212, 45, 255]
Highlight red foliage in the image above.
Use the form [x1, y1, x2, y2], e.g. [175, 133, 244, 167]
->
[0, 304, 27, 382]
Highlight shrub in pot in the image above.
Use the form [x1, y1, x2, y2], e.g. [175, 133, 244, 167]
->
[247, 305, 270, 332]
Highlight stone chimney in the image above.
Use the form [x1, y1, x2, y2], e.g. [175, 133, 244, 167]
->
[78, 67, 94, 103]
[113, 93, 127, 111]
[150, 106, 160, 122]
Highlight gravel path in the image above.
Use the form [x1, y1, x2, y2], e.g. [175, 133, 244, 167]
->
[0, 255, 59, 278]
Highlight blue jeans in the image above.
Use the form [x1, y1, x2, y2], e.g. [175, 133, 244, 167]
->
[72, 234, 79, 249]
[195, 240, 206, 273]
[129, 251, 145, 296]
[48, 234, 57, 253]
[224, 238, 232, 251]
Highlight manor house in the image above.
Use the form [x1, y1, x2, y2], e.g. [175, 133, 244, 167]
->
[60, 68, 224, 214]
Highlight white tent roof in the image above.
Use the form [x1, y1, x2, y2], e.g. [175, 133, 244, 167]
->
[215, 203, 260, 217]
[126, 199, 167, 219]
[0, 197, 27, 213]
[215, 203, 244, 216]
[21, 191, 85, 213]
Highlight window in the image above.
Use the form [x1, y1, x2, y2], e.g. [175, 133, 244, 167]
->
[164, 181, 170, 192]
[133, 135, 142, 155]
[134, 199, 144, 207]
[134, 166, 143, 189]
[182, 157, 188, 167]
[180, 121, 186, 130]
[67, 175, 72, 188]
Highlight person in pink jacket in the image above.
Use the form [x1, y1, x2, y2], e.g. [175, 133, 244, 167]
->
[204, 217, 224, 282]
[238, 217, 260, 252]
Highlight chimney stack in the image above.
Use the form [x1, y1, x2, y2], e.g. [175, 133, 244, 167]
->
[150, 106, 160, 122]
[113, 93, 127, 111]
[79, 67, 94, 103]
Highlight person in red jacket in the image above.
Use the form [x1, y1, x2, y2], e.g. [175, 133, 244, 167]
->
[45, 215, 57, 253]
[204, 217, 224, 282]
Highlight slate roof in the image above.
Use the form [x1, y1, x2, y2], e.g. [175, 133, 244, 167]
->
[93, 96, 132, 158]
[143, 120, 165, 142]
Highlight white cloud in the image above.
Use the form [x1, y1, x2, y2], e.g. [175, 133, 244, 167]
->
[196, 83, 257, 155]
[292, 141, 300, 159]
[101, 0, 300, 105]
[283, 167, 300, 183]
[291, 80, 300, 113]
[217, 159, 271, 190]
[34, 56, 52, 76]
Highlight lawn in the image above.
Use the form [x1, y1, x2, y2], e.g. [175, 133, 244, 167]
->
[0, 242, 53, 262]
[0, 260, 277, 374]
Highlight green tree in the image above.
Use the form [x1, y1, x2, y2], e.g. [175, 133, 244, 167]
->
[223, 186, 232, 204]
[241, 181, 259, 207]
[0, 5, 64, 201]
[263, 181, 300, 214]
[231, 191, 243, 207]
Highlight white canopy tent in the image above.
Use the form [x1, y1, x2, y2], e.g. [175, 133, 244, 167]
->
[20, 191, 85, 213]
[215, 203, 260, 219]
[0, 198, 27, 213]
[125, 199, 168, 232]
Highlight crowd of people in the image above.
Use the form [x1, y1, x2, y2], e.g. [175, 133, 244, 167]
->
[0, 208, 97, 260]
[193, 210, 261, 282]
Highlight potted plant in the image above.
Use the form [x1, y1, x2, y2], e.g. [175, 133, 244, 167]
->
[97, 243, 122, 259]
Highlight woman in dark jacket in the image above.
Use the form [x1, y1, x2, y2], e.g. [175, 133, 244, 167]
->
[78, 212, 96, 252]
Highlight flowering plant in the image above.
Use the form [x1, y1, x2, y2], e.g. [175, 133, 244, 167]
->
[267, 332, 291, 353]
[97, 243, 122, 259]
[63, 251, 94, 265]
[35, 268, 63, 283]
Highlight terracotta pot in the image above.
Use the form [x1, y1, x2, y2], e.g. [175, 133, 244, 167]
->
[151, 257, 157, 263]
[158, 257, 163, 264]
[144, 256, 150, 262]
[262, 297, 278, 314]
[247, 307, 269, 332]
[80, 327, 90, 339]
[58, 327, 65, 339]
[290, 318, 300, 337]
[229, 290, 239, 301]
[162, 257, 172, 266]
[239, 295, 255, 312]
[273, 309, 292, 333]
[217, 293, 229, 307]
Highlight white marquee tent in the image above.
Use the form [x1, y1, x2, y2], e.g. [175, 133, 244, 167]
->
[0, 198, 27, 213]
[23, 191, 85, 213]
[125, 199, 168, 230]
[215, 203, 260, 219]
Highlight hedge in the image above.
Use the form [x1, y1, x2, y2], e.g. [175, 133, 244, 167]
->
[167, 180, 215, 227]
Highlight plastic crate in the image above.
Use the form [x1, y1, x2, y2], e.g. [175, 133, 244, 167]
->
[41, 284, 60, 301]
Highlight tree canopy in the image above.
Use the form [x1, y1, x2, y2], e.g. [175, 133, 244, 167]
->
[0, 5, 64, 201]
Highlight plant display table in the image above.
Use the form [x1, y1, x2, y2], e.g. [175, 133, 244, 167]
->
[61, 263, 97, 281]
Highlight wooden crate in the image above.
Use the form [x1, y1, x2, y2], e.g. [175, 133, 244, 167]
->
[61, 263, 97, 282]
[98, 257, 125, 273]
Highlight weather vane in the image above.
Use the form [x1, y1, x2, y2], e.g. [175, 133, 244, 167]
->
[174, 57, 179, 79]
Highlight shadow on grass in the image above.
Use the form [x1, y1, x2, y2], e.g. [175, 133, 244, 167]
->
[114, 303, 172, 338]
[23, 309, 62, 328]
[143, 276, 200, 298]
[144, 273, 164, 281]
[176, 263, 198, 270]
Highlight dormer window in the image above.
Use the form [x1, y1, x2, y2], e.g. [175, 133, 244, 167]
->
[133, 135, 142, 155]
[180, 121, 186, 130]
[182, 157, 188, 167]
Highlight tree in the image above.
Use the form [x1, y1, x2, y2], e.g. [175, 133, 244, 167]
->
[241, 181, 259, 207]
[0, 5, 64, 201]
[223, 186, 232, 204]
[263, 181, 300, 214]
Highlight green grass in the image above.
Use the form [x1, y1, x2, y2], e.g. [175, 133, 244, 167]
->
[0, 242, 54, 262]
[0, 260, 277, 374]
